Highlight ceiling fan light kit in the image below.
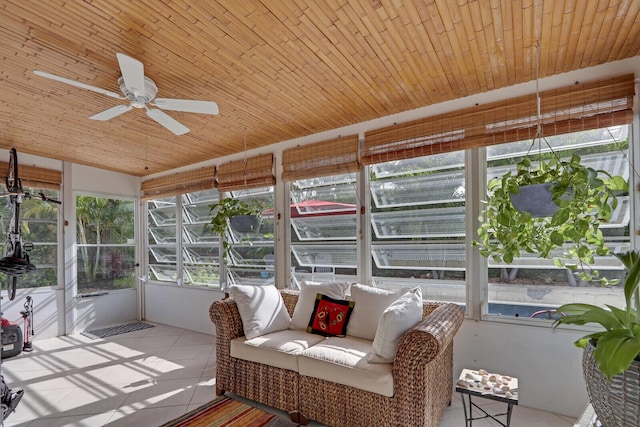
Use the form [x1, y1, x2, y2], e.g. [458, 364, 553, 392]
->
[33, 52, 219, 136]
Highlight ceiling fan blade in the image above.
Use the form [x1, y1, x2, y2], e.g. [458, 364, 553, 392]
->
[116, 53, 146, 97]
[146, 108, 189, 135]
[33, 70, 125, 99]
[89, 105, 133, 121]
[151, 98, 219, 115]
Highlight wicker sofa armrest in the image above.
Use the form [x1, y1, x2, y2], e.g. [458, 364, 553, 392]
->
[394, 302, 464, 367]
[391, 302, 464, 426]
[209, 297, 244, 341]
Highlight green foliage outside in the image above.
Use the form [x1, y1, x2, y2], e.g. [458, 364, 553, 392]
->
[76, 196, 136, 293]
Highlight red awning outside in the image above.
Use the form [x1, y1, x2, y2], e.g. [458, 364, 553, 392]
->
[262, 199, 356, 218]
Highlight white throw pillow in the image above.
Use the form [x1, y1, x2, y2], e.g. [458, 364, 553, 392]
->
[232, 284, 292, 339]
[369, 287, 423, 363]
[290, 281, 351, 330]
[346, 284, 406, 340]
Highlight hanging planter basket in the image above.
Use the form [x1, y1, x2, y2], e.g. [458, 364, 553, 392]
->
[510, 182, 574, 218]
[229, 214, 260, 233]
[475, 154, 627, 277]
[509, 182, 558, 218]
[583, 341, 640, 427]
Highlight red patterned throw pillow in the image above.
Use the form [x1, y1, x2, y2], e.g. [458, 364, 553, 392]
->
[307, 294, 355, 337]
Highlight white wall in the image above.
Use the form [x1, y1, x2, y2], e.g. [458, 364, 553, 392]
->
[143, 283, 222, 335]
[2, 288, 59, 340]
[453, 319, 587, 417]
[71, 163, 140, 195]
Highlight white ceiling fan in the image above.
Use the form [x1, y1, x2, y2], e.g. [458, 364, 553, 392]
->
[33, 53, 219, 135]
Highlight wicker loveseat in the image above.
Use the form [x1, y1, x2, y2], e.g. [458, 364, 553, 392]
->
[209, 288, 464, 427]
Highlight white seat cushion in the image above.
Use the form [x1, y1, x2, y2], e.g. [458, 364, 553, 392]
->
[298, 336, 394, 397]
[231, 329, 325, 372]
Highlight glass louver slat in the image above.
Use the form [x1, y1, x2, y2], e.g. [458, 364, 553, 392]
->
[488, 152, 629, 181]
[148, 206, 177, 226]
[487, 242, 630, 270]
[182, 190, 218, 205]
[149, 265, 177, 282]
[370, 169, 465, 208]
[227, 244, 276, 268]
[293, 174, 356, 189]
[291, 215, 357, 241]
[371, 207, 465, 238]
[149, 246, 177, 263]
[486, 126, 628, 160]
[227, 218, 274, 244]
[291, 244, 357, 268]
[183, 203, 215, 224]
[148, 227, 177, 244]
[183, 266, 220, 286]
[184, 224, 218, 244]
[183, 246, 220, 265]
[372, 243, 465, 270]
[371, 151, 465, 178]
[290, 186, 356, 208]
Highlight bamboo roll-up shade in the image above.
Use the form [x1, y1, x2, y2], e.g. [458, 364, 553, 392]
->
[363, 74, 635, 165]
[141, 167, 216, 200]
[217, 153, 275, 192]
[282, 135, 359, 181]
[0, 162, 61, 190]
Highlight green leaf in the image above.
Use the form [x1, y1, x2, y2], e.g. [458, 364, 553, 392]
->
[551, 208, 570, 226]
[594, 332, 640, 380]
[550, 231, 564, 246]
[553, 305, 623, 330]
[606, 175, 629, 191]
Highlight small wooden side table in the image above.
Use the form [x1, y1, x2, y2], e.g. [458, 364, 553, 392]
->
[455, 368, 519, 427]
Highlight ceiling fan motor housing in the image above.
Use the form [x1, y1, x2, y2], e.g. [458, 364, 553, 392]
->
[118, 76, 158, 108]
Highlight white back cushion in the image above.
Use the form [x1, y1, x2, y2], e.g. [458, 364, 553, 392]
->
[346, 284, 406, 340]
[232, 284, 291, 339]
[369, 287, 423, 363]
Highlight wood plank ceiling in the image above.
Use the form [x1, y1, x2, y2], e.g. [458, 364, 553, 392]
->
[0, 1, 639, 176]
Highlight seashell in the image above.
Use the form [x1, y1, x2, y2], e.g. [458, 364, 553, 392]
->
[505, 391, 513, 398]
[465, 372, 481, 382]
[456, 379, 467, 387]
[493, 386, 505, 394]
[489, 375, 497, 382]
[501, 385, 510, 391]
[481, 376, 488, 384]
[478, 369, 488, 375]
[484, 386, 491, 390]
[503, 376, 512, 381]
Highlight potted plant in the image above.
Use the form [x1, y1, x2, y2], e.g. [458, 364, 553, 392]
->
[208, 197, 262, 263]
[475, 153, 627, 281]
[552, 250, 640, 426]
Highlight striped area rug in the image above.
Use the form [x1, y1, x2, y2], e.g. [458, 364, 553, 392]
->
[161, 396, 299, 427]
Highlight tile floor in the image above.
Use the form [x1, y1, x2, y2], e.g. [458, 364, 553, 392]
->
[0, 323, 576, 426]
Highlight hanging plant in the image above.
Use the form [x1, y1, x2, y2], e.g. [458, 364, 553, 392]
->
[208, 197, 262, 263]
[474, 153, 627, 282]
